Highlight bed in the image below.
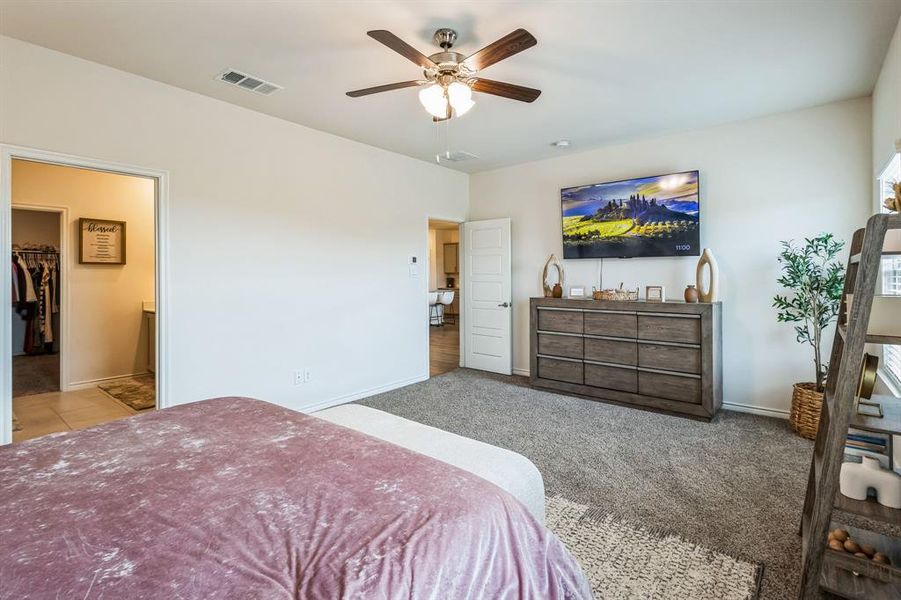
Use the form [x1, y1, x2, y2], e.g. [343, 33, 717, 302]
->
[0, 397, 589, 599]
[315, 404, 546, 524]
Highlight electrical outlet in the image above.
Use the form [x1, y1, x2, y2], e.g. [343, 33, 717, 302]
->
[294, 369, 312, 385]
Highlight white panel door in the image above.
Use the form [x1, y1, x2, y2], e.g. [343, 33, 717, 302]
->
[462, 218, 512, 374]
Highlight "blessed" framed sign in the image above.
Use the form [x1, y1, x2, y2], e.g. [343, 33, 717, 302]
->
[79, 218, 126, 265]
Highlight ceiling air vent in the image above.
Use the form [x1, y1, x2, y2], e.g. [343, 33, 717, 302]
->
[436, 151, 479, 163]
[216, 69, 283, 96]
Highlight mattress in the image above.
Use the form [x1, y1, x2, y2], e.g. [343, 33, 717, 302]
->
[315, 404, 547, 523]
[0, 397, 589, 599]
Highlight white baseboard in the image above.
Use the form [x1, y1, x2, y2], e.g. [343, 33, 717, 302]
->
[513, 367, 530, 377]
[723, 401, 789, 419]
[302, 373, 429, 414]
[67, 372, 151, 391]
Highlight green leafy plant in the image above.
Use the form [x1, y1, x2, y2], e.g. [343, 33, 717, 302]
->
[773, 234, 845, 392]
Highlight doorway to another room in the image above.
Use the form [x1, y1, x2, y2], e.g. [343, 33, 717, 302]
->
[9, 159, 157, 442]
[428, 219, 461, 376]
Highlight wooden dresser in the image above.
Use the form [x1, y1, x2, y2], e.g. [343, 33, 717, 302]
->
[530, 298, 722, 420]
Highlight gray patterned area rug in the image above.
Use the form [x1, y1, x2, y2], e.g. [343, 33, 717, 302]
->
[546, 497, 763, 600]
[98, 375, 156, 411]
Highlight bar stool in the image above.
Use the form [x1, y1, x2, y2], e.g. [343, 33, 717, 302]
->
[428, 292, 441, 326]
[439, 291, 455, 325]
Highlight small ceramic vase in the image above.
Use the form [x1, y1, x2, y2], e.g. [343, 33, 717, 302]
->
[840, 456, 901, 509]
[684, 285, 699, 303]
[552, 283, 563, 298]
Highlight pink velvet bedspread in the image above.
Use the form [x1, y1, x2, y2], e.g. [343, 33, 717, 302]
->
[0, 397, 590, 599]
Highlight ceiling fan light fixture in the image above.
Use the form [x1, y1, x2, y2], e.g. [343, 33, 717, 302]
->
[447, 81, 475, 116]
[419, 84, 448, 119]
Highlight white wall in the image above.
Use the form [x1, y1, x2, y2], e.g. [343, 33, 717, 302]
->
[469, 98, 872, 416]
[12, 161, 155, 383]
[0, 36, 468, 412]
[873, 15, 901, 181]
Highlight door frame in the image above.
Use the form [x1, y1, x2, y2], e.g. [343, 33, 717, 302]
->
[0, 144, 170, 445]
[426, 216, 465, 375]
[10, 204, 70, 392]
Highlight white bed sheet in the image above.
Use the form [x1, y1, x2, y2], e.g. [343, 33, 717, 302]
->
[315, 404, 546, 524]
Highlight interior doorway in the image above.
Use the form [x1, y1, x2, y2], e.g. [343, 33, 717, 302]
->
[6, 158, 158, 442]
[12, 207, 64, 399]
[428, 219, 462, 377]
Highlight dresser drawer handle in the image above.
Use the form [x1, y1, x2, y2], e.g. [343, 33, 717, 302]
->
[537, 354, 583, 364]
[636, 339, 700, 349]
[637, 312, 701, 319]
[584, 359, 637, 370]
[537, 330, 583, 338]
[637, 367, 701, 379]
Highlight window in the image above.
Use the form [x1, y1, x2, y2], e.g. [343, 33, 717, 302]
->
[879, 153, 901, 389]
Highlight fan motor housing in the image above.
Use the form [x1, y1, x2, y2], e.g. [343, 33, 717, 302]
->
[433, 28, 457, 49]
[428, 51, 466, 69]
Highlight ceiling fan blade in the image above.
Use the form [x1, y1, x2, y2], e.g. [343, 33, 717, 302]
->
[472, 78, 541, 103]
[346, 80, 424, 98]
[367, 30, 437, 70]
[461, 29, 537, 71]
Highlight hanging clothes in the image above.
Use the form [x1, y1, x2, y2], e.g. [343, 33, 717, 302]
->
[40, 263, 53, 344]
[15, 255, 37, 303]
[12, 247, 59, 355]
[11, 261, 19, 303]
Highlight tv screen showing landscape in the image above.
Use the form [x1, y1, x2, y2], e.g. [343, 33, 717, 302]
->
[561, 170, 700, 259]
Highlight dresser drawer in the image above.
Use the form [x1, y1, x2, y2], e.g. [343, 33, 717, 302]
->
[638, 371, 701, 404]
[537, 357, 583, 385]
[537, 333, 583, 359]
[584, 337, 637, 365]
[584, 311, 637, 338]
[638, 343, 701, 374]
[537, 309, 583, 334]
[585, 362, 637, 393]
[637, 314, 701, 344]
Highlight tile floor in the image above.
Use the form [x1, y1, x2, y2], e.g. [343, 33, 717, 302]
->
[12, 387, 138, 443]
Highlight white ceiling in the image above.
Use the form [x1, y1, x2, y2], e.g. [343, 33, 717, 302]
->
[1, 1, 899, 173]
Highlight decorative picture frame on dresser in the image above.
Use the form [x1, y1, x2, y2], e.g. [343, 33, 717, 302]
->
[529, 297, 723, 421]
[645, 286, 665, 302]
[569, 286, 586, 298]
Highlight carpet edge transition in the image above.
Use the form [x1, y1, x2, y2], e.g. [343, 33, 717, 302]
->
[546, 496, 764, 600]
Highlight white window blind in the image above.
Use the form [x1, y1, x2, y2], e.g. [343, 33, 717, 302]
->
[879, 153, 901, 388]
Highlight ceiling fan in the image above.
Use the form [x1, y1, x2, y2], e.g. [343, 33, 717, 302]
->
[346, 28, 541, 121]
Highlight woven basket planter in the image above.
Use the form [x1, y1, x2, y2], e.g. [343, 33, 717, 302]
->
[790, 382, 824, 440]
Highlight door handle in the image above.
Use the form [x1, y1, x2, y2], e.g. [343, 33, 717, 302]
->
[498, 302, 510, 308]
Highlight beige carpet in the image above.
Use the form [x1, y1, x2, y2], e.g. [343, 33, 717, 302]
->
[547, 496, 762, 599]
[98, 375, 156, 411]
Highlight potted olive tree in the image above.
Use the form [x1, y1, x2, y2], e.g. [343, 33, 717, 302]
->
[773, 234, 845, 439]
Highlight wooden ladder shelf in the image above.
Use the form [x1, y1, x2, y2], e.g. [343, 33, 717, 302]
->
[798, 213, 901, 599]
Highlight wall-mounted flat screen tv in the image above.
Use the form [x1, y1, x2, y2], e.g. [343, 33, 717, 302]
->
[561, 170, 700, 259]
